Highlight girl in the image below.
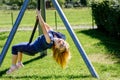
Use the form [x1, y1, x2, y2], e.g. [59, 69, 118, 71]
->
[6, 9, 71, 74]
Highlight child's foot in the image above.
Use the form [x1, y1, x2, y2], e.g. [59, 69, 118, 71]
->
[6, 65, 18, 74]
[16, 62, 24, 69]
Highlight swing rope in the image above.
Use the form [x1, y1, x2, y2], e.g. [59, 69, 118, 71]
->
[29, 17, 39, 44]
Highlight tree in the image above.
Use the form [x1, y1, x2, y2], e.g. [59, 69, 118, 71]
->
[58, 0, 65, 7]
[80, 0, 87, 6]
[0, 0, 3, 5]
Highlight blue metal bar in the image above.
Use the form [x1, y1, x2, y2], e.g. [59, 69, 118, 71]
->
[51, 0, 99, 78]
[0, 0, 30, 66]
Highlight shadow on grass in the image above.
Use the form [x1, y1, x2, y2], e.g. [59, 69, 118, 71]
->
[3, 74, 91, 79]
[0, 32, 8, 40]
[0, 32, 9, 48]
[78, 29, 120, 63]
[0, 54, 46, 76]
[23, 53, 47, 65]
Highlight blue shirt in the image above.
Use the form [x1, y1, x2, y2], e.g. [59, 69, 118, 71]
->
[31, 30, 66, 52]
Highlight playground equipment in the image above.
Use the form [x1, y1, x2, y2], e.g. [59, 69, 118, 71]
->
[0, 0, 99, 78]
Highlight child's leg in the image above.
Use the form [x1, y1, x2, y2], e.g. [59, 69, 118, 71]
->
[12, 54, 18, 65]
[6, 54, 18, 74]
[16, 52, 24, 68]
[17, 52, 22, 62]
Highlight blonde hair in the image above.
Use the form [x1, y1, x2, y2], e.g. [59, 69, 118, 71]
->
[52, 41, 71, 68]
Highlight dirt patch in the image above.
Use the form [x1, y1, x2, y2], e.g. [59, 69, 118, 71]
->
[88, 53, 117, 64]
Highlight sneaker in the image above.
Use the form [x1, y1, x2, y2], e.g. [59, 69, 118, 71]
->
[6, 65, 18, 74]
[16, 62, 24, 69]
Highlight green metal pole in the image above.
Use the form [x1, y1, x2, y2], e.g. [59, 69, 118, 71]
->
[40, 0, 46, 22]
[37, 0, 47, 56]
[55, 11, 57, 30]
[11, 11, 13, 26]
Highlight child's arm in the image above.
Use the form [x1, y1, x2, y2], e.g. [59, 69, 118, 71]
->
[36, 9, 51, 43]
[45, 23, 53, 31]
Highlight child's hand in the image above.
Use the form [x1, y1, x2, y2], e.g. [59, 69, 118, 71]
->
[36, 9, 41, 15]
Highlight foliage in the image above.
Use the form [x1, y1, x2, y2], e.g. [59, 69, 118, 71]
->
[80, 0, 87, 6]
[1, 0, 66, 9]
[3, 0, 23, 9]
[91, 0, 120, 37]
[58, 0, 65, 7]
[1, 0, 89, 9]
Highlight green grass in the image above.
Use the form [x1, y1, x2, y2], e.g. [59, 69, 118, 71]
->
[0, 29, 120, 80]
[0, 8, 92, 28]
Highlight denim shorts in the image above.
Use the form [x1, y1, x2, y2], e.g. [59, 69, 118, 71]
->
[12, 42, 38, 56]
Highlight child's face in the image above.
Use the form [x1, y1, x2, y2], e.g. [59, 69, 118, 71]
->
[54, 38, 66, 52]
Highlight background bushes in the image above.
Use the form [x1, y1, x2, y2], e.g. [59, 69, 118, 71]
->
[91, 0, 120, 37]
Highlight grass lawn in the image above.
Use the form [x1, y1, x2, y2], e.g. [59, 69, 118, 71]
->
[0, 7, 92, 28]
[0, 29, 120, 80]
